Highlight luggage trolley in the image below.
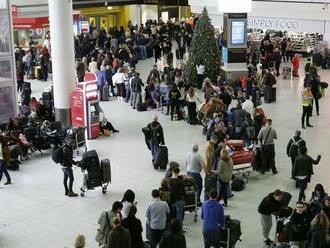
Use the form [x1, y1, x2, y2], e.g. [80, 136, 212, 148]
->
[157, 85, 170, 112]
[65, 126, 87, 155]
[282, 67, 292, 80]
[183, 176, 198, 222]
[79, 150, 111, 197]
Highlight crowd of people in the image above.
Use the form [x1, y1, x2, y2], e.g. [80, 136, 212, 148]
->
[4, 16, 330, 248]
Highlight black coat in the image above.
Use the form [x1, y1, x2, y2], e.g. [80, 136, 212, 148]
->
[293, 154, 320, 182]
[286, 136, 306, 157]
[122, 216, 144, 248]
[258, 193, 282, 215]
[289, 211, 310, 241]
[307, 224, 330, 248]
[159, 231, 186, 248]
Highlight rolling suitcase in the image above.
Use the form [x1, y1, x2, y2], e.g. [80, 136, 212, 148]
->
[224, 140, 244, 151]
[137, 102, 147, 111]
[154, 146, 168, 170]
[271, 87, 276, 102]
[220, 216, 242, 248]
[101, 159, 111, 183]
[82, 150, 100, 170]
[146, 45, 153, 58]
[231, 150, 254, 165]
[102, 84, 109, 101]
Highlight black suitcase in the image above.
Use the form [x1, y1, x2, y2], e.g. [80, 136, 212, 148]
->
[220, 216, 242, 248]
[82, 150, 100, 170]
[42, 91, 52, 101]
[137, 102, 147, 111]
[313, 53, 322, 67]
[146, 45, 153, 58]
[101, 159, 111, 183]
[154, 146, 168, 170]
[271, 87, 276, 102]
[101, 84, 109, 101]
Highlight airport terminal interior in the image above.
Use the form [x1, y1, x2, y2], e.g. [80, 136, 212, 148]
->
[1, 0, 330, 248]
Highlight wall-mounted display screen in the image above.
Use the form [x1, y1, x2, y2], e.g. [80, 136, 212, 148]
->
[231, 20, 246, 45]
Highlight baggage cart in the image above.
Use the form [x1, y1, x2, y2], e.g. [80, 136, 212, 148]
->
[282, 67, 291, 80]
[79, 150, 111, 197]
[182, 176, 198, 222]
[220, 215, 242, 248]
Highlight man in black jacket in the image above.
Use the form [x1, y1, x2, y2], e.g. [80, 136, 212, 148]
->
[146, 116, 165, 164]
[258, 189, 283, 246]
[289, 201, 310, 247]
[130, 72, 144, 109]
[293, 146, 321, 201]
[61, 144, 78, 197]
[286, 130, 306, 178]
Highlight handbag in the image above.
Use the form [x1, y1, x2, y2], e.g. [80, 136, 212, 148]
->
[261, 127, 272, 152]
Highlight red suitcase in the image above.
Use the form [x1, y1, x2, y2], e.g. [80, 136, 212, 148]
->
[232, 150, 254, 165]
[225, 140, 244, 151]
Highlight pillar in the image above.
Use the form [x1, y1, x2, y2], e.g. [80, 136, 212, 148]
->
[48, 0, 76, 126]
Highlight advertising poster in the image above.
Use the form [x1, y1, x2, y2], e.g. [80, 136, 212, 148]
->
[0, 13, 11, 54]
[100, 16, 108, 31]
[0, 58, 12, 81]
[0, 86, 16, 124]
[89, 17, 96, 28]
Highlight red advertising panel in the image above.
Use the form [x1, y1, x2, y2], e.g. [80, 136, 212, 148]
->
[70, 90, 84, 127]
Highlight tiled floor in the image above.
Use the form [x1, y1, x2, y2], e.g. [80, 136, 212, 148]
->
[1, 58, 330, 248]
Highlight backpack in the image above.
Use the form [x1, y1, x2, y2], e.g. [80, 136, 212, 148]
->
[289, 138, 303, 157]
[231, 178, 245, 191]
[52, 146, 64, 164]
[246, 124, 256, 140]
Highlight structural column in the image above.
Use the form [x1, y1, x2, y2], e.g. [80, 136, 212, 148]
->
[48, 0, 76, 126]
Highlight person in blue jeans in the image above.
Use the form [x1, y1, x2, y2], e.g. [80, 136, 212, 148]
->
[146, 116, 165, 164]
[168, 167, 185, 222]
[201, 189, 225, 248]
[61, 145, 78, 197]
[0, 159, 11, 185]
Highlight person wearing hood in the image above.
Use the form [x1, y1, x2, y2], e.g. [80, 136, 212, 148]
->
[201, 189, 225, 248]
[258, 189, 283, 246]
[286, 130, 306, 178]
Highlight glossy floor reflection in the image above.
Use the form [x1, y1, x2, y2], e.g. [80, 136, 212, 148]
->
[1, 59, 330, 248]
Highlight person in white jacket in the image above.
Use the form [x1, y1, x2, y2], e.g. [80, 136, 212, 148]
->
[112, 67, 127, 101]
[88, 57, 98, 74]
[242, 95, 254, 117]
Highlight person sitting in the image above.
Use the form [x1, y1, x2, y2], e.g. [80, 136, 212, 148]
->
[99, 116, 119, 135]
[159, 219, 186, 248]
[309, 184, 328, 216]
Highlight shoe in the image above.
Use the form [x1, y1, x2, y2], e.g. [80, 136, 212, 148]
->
[307, 124, 313, 127]
[68, 192, 78, 197]
[302, 126, 306, 129]
[65, 190, 69, 196]
[197, 202, 203, 207]
[273, 171, 278, 175]
[4, 181, 11, 185]
[317, 113, 320, 116]
[264, 239, 271, 246]
[113, 130, 120, 133]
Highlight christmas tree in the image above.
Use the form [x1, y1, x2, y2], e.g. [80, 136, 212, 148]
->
[186, 7, 221, 85]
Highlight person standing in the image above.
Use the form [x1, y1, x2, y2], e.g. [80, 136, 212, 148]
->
[273, 48, 282, 77]
[130, 72, 144, 109]
[112, 67, 127, 102]
[292, 54, 300, 78]
[286, 130, 306, 179]
[105, 64, 115, 97]
[307, 213, 330, 248]
[257, 119, 278, 175]
[0, 159, 11, 185]
[201, 189, 225, 248]
[186, 87, 201, 125]
[185, 144, 205, 205]
[146, 189, 170, 248]
[289, 201, 311, 248]
[217, 149, 233, 207]
[88, 57, 98, 74]
[309, 66, 321, 116]
[61, 144, 78, 197]
[146, 116, 165, 165]
[196, 63, 205, 89]
[159, 219, 186, 248]
[301, 85, 314, 129]
[76, 59, 85, 82]
[293, 146, 321, 201]
[107, 217, 131, 248]
[258, 189, 283, 247]
[168, 167, 185, 222]
[168, 84, 182, 121]
[122, 206, 144, 248]
[280, 38, 287, 63]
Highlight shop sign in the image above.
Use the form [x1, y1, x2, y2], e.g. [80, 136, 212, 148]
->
[11, 5, 17, 17]
[247, 17, 324, 33]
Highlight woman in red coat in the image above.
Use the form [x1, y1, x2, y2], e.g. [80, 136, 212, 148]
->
[292, 54, 300, 77]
